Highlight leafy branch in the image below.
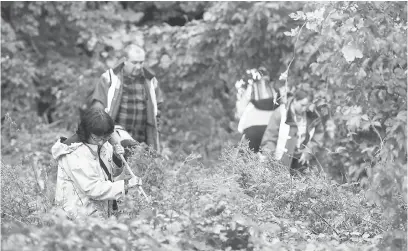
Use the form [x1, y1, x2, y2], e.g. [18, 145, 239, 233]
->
[280, 22, 307, 94]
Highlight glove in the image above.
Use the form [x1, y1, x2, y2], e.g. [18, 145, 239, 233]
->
[127, 176, 142, 189]
[258, 153, 267, 163]
[113, 144, 125, 156]
[299, 152, 310, 165]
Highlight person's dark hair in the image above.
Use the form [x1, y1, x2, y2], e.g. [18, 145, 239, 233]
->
[258, 66, 269, 78]
[76, 108, 114, 142]
[293, 89, 312, 102]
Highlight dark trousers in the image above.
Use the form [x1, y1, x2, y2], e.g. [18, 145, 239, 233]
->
[289, 156, 308, 176]
[243, 125, 267, 153]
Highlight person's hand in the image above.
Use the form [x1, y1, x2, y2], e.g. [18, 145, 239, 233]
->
[127, 176, 142, 188]
[113, 144, 125, 156]
[258, 153, 267, 163]
[299, 152, 310, 165]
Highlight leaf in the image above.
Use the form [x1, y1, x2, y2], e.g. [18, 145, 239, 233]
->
[260, 223, 281, 234]
[346, 115, 362, 131]
[279, 70, 288, 81]
[160, 54, 172, 69]
[122, 10, 144, 23]
[335, 147, 347, 153]
[362, 146, 377, 156]
[357, 68, 367, 79]
[139, 208, 154, 219]
[232, 213, 247, 225]
[341, 45, 363, 62]
[231, 13, 245, 23]
[306, 7, 325, 22]
[317, 52, 333, 62]
[366, 190, 382, 206]
[102, 37, 123, 50]
[349, 106, 362, 114]
[361, 114, 369, 121]
[342, 17, 356, 32]
[203, 12, 214, 22]
[212, 224, 223, 234]
[283, 26, 300, 37]
[356, 18, 365, 29]
[397, 110, 407, 121]
[361, 121, 371, 131]
[289, 11, 306, 21]
[167, 222, 183, 234]
[306, 21, 319, 32]
[350, 231, 361, 236]
[111, 223, 128, 232]
[372, 121, 381, 127]
[289, 227, 298, 233]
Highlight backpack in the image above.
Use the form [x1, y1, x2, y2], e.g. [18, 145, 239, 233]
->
[250, 78, 280, 111]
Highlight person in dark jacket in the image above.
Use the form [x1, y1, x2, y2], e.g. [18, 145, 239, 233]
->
[237, 69, 281, 153]
[259, 90, 324, 175]
[89, 44, 163, 154]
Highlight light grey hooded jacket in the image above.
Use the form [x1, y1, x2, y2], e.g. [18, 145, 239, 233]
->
[52, 138, 126, 220]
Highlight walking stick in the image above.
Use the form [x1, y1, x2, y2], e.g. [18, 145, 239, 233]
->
[109, 130, 151, 202]
[119, 154, 151, 202]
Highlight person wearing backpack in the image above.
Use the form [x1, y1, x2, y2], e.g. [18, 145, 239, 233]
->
[89, 44, 163, 155]
[237, 68, 281, 153]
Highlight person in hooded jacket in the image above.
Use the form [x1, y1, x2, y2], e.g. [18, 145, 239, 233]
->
[51, 108, 142, 220]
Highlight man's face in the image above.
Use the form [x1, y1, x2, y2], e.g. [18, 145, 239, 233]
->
[293, 97, 309, 114]
[123, 48, 145, 76]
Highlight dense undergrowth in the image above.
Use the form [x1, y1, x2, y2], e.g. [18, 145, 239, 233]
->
[1, 123, 406, 251]
[1, 2, 406, 250]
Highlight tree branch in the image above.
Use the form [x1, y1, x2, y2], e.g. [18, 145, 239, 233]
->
[284, 22, 307, 93]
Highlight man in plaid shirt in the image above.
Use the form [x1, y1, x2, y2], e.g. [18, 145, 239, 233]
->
[89, 44, 163, 152]
[117, 67, 148, 143]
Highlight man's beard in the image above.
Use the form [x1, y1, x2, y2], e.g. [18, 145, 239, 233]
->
[124, 65, 142, 76]
[131, 68, 143, 76]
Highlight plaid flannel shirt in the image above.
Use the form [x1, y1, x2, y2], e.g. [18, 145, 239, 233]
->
[115, 75, 147, 143]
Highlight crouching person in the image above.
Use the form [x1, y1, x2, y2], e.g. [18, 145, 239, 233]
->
[259, 90, 324, 176]
[51, 108, 142, 220]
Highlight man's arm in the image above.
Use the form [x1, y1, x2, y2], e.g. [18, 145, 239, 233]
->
[89, 72, 111, 111]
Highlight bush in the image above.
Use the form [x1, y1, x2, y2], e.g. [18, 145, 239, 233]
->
[2, 140, 402, 250]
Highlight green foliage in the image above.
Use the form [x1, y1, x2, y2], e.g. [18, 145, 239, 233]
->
[280, 2, 407, 248]
[1, 2, 406, 250]
[1, 142, 391, 250]
[285, 1, 406, 177]
[1, 115, 70, 225]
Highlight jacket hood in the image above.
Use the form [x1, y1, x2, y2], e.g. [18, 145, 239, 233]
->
[51, 135, 83, 160]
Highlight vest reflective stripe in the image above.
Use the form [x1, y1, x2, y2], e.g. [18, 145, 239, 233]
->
[148, 77, 158, 116]
[309, 127, 316, 142]
[275, 105, 290, 160]
[105, 69, 121, 115]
